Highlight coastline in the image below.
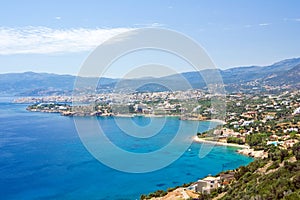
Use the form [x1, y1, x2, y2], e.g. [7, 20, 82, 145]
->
[206, 119, 226, 125]
[26, 106, 227, 124]
[145, 137, 267, 199]
[143, 137, 254, 199]
[114, 113, 181, 118]
[193, 136, 268, 159]
[114, 115, 226, 125]
[192, 136, 250, 149]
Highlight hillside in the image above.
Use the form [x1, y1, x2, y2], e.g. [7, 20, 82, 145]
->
[216, 145, 300, 200]
[0, 72, 117, 96]
[142, 144, 300, 200]
[262, 64, 300, 88]
[1, 57, 300, 96]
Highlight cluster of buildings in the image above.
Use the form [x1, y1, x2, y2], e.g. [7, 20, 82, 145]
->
[225, 91, 300, 131]
[194, 91, 300, 156]
[15, 90, 205, 104]
[21, 90, 300, 140]
[21, 90, 208, 117]
[188, 172, 235, 194]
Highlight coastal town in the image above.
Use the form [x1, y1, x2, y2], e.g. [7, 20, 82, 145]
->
[19, 90, 211, 119]
[15, 89, 300, 199]
[139, 90, 300, 199]
[18, 89, 300, 153]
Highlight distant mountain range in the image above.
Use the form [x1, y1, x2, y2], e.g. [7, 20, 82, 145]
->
[1, 57, 300, 96]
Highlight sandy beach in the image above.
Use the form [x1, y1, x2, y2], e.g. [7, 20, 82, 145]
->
[193, 136, 269, 158]
[193, 136, 250, 149]
[207, 119, 226, 125]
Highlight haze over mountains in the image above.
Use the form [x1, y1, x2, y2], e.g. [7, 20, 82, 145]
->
[1, 57, 300, 96]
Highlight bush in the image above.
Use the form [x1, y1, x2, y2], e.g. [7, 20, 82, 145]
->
[246, 133, 267, 147]
[293, 173, 300, 189]
[234, 166, 249, 180]
[292, 142, 300, 160]
[267, 160, 280, 172]
[283, 191, 300, 200]
[227, 136, 245, 144]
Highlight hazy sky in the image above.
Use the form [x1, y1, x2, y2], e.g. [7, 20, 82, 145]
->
[0, 0, 300, 77]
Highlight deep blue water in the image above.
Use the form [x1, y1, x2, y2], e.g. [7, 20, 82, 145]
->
[0, 100, 253, 200]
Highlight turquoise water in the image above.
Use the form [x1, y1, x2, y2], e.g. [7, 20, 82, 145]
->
[0, 100, 253, 200]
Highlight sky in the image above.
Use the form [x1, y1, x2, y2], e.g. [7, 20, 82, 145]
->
[0, 0, 300, 77]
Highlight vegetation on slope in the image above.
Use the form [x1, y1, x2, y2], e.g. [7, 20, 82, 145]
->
[215, 143, 300, 200]
[141, 143, 300, 200]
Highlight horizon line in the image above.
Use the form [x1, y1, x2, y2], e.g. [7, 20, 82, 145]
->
[1, 56, 299, 78]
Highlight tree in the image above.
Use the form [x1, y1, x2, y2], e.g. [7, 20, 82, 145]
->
[234, 166, 249, 180]
[246, 133, 267, 147]
[293, 173, 300, 189]
[227, 136, 245, 145]
[290, 131, 297, 139]
[292, 142, 300, 160]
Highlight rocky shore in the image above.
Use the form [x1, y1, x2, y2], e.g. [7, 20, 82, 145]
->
[236, 148, 268, 159]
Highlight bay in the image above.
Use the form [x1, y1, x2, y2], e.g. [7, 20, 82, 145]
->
[0, 101, 253, 200]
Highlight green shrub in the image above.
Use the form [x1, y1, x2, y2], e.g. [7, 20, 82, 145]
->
[267, 160, 280, 172]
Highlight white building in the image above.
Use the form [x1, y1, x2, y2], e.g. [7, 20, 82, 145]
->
[195, 176, 220, 194]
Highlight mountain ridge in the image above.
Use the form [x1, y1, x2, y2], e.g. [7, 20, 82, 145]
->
[1, 57, 300, 96]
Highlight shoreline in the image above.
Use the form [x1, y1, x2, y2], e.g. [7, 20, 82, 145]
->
[206, 119, 226, 125]
[193, 136, 250, 149]
[26, 107, 226, 124]
[114, 114, 181, 118]
[193, 136, 268, 159]
[144, 137, 254, 199]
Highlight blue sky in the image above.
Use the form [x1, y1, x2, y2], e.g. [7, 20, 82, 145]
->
[0, 0, 300, 77]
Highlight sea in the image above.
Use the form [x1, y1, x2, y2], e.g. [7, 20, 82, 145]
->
[0, 98, 253, 200]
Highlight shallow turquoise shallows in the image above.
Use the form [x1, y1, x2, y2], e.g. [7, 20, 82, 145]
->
[0, 100, 253, 200]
